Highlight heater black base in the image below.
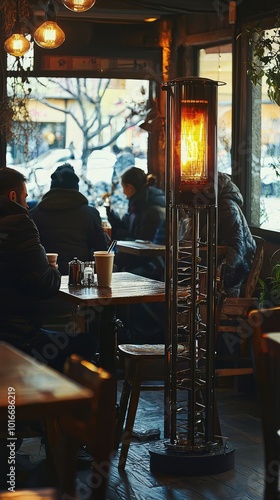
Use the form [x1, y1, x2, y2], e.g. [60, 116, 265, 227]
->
[149, 440, 235, 476]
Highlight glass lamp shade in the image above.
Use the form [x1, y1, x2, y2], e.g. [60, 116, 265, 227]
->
[62, 0, 96, 12]
[34, 21, 65, 49]
[163, 77, 221, 205]
[4, 34, 30, 57]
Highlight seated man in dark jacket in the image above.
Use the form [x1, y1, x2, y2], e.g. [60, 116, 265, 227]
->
[0, 167, 96, 372]
[31, 163, 108, 275]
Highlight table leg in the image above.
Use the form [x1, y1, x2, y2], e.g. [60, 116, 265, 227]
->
[99, 306, 122, 374]
[74, 304, 122, 374]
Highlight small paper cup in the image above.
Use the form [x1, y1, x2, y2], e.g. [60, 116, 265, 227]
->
[46, 253, 58, 266]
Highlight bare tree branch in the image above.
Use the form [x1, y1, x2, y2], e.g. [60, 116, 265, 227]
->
[33, 77, 147, 175]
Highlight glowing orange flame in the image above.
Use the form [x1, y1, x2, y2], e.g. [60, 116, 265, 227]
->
[180, 100, 208, 184]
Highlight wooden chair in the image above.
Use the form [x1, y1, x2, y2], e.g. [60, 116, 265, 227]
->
[46, 354, 115, 500]
[115, 344, 165, 469]
[248, 306, 280, 500]
[215, 235, 265, 380]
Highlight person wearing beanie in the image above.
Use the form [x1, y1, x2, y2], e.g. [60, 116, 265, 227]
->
[50, 163, 80, 190]
[31, 163, 108, 274]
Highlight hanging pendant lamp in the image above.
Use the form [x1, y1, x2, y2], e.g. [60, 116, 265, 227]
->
[34, 0, 65, 49]
[62, 0, 96, 13]
[4, 0, 30, 57]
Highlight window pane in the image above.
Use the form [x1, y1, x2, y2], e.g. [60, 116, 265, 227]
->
[250, 29, 280, 231]
[198, 44, 232, 175]
[260, 100, 280, 230]
[6, 77, 149, 216]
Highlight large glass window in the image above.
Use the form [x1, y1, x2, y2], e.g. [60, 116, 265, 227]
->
[6, 76, 149, 216]
[198, 43, 232, 175]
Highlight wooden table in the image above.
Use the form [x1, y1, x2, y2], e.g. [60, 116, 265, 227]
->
[116, 240, 165, 257]
[59, 272, 165, 306]
[59, 272, 166, 371]
[0, 342, 94, 494]
[116, 241, 226, 259]
[0, 342, 93, 425]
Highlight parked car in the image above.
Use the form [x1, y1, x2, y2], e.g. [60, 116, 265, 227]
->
[11, 148, 80, 199]
[11, 148, 116, 201]
[11, 148, 149, 210]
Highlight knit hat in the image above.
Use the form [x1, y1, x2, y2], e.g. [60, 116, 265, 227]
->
[50, 163, 79, 190]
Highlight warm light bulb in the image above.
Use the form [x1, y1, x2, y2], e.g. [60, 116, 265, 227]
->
[4, 34, 30, 57]
[144, 17, 158, 23]
[34, 21, 65, 49]
[62, 0, 96, 12]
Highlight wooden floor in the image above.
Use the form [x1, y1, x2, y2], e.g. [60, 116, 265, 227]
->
[14, 379, 265, 499]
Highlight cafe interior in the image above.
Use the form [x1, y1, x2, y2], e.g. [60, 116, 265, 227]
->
[0, 0, 280, 499]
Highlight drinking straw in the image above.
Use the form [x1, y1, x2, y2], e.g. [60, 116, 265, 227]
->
[107, 240, 117, 253]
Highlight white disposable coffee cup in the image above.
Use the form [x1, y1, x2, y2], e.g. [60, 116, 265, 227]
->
[93, 251, 114, 287]
[46, 253, 58, 266]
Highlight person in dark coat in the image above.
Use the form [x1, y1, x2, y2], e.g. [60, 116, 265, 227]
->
[107, 167, 166, 344]
[106, 166, 166, 276]
[107, 167, 165, 242]
[31, 163, 108, 275]
[217, 172, 256, 296]
[0, 167, 96, 371]
[181, 172, 256, 297]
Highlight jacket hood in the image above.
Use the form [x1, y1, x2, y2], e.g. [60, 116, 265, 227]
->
[33, 189, 89, 211]
[146, 186, 166, 207]
[0, 196, 27, 216]
[218, 172, 243, 207]
[129, 185, 165, 213]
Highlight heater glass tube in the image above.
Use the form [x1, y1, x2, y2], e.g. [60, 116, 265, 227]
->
[180, 100, 208, 184]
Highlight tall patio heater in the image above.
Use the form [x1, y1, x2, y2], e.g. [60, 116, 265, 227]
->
[149, 77, 235, 475]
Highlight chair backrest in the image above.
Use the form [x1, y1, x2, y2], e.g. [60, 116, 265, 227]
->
[44, 356, 114, 500]
[63, 354, 115, 450]
[244, 235, 264, 298]
[63, 354, 115, 500]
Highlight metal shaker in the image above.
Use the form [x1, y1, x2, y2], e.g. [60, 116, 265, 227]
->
[68, 257, 84, 286]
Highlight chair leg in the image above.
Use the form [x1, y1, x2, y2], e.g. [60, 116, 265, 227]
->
[114, 378, 132, 451]
[114, 358, 137, 451]
[118, 360, 143, 470]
